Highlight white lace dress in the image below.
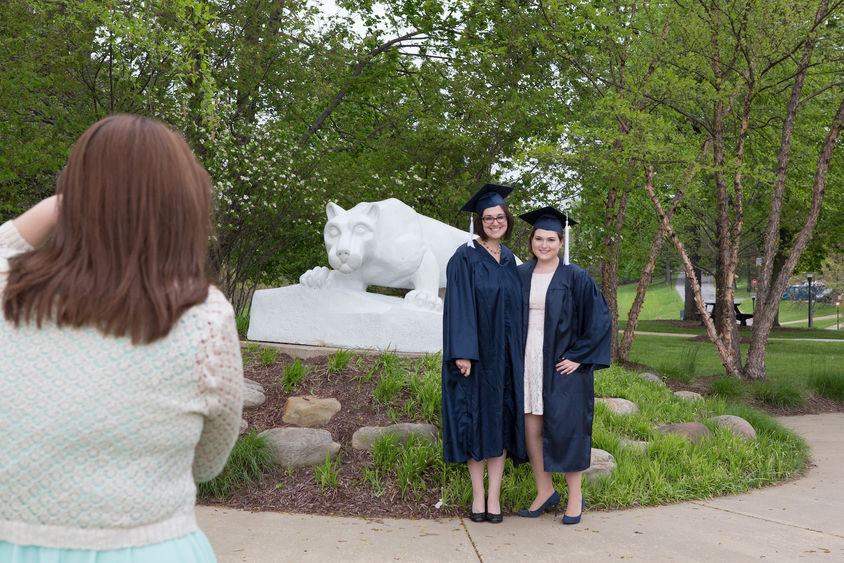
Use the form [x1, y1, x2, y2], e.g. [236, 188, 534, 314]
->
[524, 271, 554, 414]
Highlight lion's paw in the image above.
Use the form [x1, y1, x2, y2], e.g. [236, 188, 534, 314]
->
[405, 290, 443, 311]
[299, 266, 333, 288]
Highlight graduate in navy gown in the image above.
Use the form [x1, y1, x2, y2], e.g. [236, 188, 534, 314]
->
[441, 184, 526, 524]
[515, 206, 611, 525]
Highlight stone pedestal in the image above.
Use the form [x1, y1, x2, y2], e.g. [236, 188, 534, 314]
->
[247, 284, 443, 354]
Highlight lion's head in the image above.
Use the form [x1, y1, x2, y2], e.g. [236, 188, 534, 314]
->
[324, 202, 378, 274]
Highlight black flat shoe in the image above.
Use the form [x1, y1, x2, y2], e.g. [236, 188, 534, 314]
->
[485, 511, 503, 523]
[469, 510, 486, 523]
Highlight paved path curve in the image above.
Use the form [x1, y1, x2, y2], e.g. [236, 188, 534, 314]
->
[197, 413, 844, 562]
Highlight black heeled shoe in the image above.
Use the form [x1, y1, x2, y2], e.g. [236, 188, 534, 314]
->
[562, 497, 585, 525]
[469, 499, 486, 522]
[517, 490, 561, 518]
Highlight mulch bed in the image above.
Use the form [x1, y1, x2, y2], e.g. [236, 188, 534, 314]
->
[199, 353, 460, 519]
[198, 351, 843, 519]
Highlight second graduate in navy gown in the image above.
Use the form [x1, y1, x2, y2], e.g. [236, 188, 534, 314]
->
[516, 206, 611, 525]
[441, 183, 526, 524]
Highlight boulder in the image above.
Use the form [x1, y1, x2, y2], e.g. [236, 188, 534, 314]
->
[242, 379, 266, 409]
[583, 448, 615, 482]
[709, 414, 757, 441]
[618, 439, 649, 453]
[239, 418, 248, 434]
[656, 422, 711, 444]
[352, 423, 439, 450]
[282, 396, 341, 427]
[639, 372, 665, 386]
[595, 397, 640, 415]
[259, 427, 341, 468]
[674, 390, 704, 402]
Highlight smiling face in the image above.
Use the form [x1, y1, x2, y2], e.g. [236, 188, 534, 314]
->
[530, 228, 563, 263]
[480, 204, 508, 242]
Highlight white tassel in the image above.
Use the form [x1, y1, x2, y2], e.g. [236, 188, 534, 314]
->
[467, 215, 475, 248]
[564, 216, 570, 265]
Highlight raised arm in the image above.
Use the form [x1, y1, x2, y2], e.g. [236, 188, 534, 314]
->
[12, 196, 59, 247]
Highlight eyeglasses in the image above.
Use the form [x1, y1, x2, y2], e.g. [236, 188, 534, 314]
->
[481, 214, 507, 224]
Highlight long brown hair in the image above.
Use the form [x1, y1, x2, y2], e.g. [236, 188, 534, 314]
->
[3, 114, 212, 344]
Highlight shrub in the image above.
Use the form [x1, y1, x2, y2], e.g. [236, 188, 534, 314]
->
[327, 348, 354, 375]
[277, 358, 310, 392]
[808, 372, 844, 400]
[314, 452, 341, 491]
[751, 380, 805, 408]
[260, 346, 279, 367]
[197, 431, 273, 498]
[709, 375, 745, 400]
[235, 313, 250, 337]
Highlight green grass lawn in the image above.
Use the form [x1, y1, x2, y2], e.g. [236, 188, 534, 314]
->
[624, 333, 844, 389]
[617, 278, 841, 329]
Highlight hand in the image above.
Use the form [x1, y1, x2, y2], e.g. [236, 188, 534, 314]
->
[13, 195, 59, 248]
[555, 357, 581, 375]
[455, 358, 472, 377]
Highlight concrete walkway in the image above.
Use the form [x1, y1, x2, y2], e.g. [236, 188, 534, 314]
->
[196, 413, 844, 562]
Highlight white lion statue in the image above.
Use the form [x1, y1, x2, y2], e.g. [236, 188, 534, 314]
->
[299, 198, 469, 311]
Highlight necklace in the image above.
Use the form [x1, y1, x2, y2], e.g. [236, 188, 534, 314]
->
[481, 241, 501, 256]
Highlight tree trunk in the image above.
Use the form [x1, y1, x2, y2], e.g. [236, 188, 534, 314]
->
[744, 94, 844, 379]
[618, 140, 709, 361]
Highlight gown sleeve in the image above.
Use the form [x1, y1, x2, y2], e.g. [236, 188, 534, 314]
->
[564, 268, 612, 369]
[442, 250, 479, 362]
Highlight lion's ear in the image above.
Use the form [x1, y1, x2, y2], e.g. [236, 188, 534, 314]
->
[326, 202, 344, 219]
[366, 203, 379, 219]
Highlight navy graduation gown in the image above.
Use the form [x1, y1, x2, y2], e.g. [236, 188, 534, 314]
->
[441, 242, 526, 464]
[518, 260, 611, 472]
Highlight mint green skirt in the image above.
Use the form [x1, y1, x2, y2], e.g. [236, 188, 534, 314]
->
[0, 530, 216, 563]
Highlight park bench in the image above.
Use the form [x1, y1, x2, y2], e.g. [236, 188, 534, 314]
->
[703, 302, 754, 326]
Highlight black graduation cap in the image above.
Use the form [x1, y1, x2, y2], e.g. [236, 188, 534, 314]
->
[519, 205, 578, 265]
[460, 183, 514, 214]
[518, 206, 578, 233]
[460, 183, 514, 247]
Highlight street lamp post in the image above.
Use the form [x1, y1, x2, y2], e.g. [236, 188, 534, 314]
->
[807, 273, 813, 329]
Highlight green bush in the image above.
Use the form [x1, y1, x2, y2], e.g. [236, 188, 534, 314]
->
[327, 348, 355, 375]
[370, 432, 401, 472]
[235, 314, 250, 337]
[260, 346, 279, 367]
[808, 372, 844, 400]
[709, 375, 745, 400]
[751, 380, 805, 408]
[197, 431, 273, 498]
[278, 358, 310, 392]
[314, 452, 342, 491]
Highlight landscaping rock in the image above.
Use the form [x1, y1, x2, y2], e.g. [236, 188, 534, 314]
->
[259, 427, 340, 468]
[239, 418, 248, 434]
[595, 397, 640, 415]
[618, 439, 649, 453]
[656, 422, 711, 444]
[242, 379, 266, 409]
[639, 372, 665, 386]
[583, 448, 615, 482]
[709, 415, 756, 441]
[674, 390, 704, 401]
[352, 423, 439, 450]
[282, 396, 341, 427]
[244, 377, 263, 391]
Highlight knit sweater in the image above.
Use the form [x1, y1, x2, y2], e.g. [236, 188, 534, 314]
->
[0, 220, 243, 550]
